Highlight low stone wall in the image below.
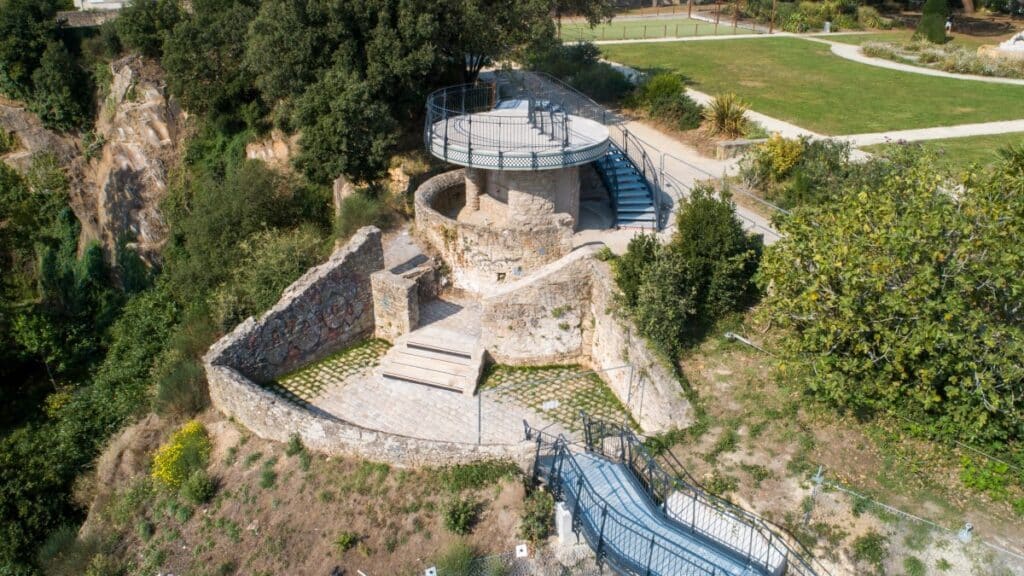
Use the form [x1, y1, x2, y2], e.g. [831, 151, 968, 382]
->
[415, 170, 573, 293]
[481, 247, 693, 433]
[210, 227, 383, 383]
[206, 363, 532, 467]
[371, 270, 418, 342]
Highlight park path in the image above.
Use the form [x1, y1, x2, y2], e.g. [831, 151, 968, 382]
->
[807, 37, 1024, 86]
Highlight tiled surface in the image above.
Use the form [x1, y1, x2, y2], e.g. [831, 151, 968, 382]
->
[266, 339, 391, 405]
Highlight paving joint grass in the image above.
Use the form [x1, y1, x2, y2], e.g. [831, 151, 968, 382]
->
[264, 339, 391, 405]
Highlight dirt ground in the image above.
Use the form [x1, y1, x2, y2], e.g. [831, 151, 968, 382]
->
[667, 313, 1024, 576]
[79, 413, 528, 576]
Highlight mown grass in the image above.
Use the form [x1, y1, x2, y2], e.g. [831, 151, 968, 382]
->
[861, 132, 1024, 170]
[600, 37, 1024, 134]
[559, 17, 754, 41]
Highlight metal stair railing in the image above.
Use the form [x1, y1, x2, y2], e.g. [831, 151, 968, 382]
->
[525, 426, 731, 576]
[579, 414, 831, 576]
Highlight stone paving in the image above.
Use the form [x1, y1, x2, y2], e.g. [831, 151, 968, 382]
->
[267, 339, 391, 406]
[482, 365, 637, 433]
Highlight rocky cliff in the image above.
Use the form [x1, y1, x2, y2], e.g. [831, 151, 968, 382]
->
[81, 55, 184, 265]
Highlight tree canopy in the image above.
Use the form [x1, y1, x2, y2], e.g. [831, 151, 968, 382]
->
[761, 149, 1024, 446]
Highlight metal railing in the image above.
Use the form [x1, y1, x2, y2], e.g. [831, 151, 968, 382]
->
[527, 427, 730, 576]
[612, 128, 664, 229]
[424, 83, 575, 169]
[579, 414, 829, 576]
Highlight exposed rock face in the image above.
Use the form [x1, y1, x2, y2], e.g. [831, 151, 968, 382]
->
[245, 129, 299, 169]
[82, 56, 184, 265]
[0, 97, 79, 172]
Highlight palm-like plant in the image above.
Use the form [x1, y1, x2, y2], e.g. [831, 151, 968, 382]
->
[703, 93, 749, 139]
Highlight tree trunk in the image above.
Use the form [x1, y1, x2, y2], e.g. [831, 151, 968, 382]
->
[961, 0, 975, 14]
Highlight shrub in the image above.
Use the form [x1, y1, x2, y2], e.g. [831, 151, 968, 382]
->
[285, 433, 304, 457]
[179, 469, 216, 505]
[703, 93, 748, 139]
[745, 134, 805, 186]
[960, 456, 1012, 500]
[335, 192, 388, 241]
[527, 42, 633, 104]
[152, 353, 208, 416]
[518, 490, 554, 542]
[443, 496, 479, 535]
[619, 185, 760, 354]
[857, 5, 892, 29]
[741, 137, 851, 209]
[259, 457, 278, 489]
[916, 0, 948, 44]
[852, 531, 888, 570]
[116, 0, 182, 58]
[334, 531, 360, 552]
[151, 420, 211, 489]
[0, 129, 17, 154]
[632, 73, 702, 131]
[435, 540, 476, 576]
[903, 556, 926, 576]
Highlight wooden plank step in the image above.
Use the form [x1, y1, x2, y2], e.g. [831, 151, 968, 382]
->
[393, 345, 475, 367]
[387, 352, 475, 376]
[406, 338, 475, 359]
[380, 362, 467, 393]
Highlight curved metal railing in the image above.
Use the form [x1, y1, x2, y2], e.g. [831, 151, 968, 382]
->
[579, 414, 830, 576]
[425, 83, 584, 169]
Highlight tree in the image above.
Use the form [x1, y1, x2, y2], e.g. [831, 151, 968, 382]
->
[916, 0, 948, 44]
[0, 0, 62, 98]
[162, 0, 260, 124]
[293, 66, 399, 185]
[760, 151, 1024, 445]
[116, 0, 183, 58]
[29, 41, 93, 132]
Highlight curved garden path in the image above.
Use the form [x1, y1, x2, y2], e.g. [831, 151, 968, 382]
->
[808, 37, 1024, 86]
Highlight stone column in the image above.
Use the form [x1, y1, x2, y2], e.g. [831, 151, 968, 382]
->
[465, 168, 486, 212]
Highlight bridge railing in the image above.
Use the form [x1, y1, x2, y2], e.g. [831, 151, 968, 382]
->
[527, 427, 729, 576]
[580, 414, 830, 576]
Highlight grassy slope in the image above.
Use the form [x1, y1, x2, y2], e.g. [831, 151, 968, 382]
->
[600, 37, 1024, 134]
[825, 30, 997, 49]
[862, 131, 1024, 170]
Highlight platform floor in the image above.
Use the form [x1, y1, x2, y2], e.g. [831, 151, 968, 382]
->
[560, 452, 764, 576]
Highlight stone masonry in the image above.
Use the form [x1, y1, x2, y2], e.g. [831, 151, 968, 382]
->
[371, 270, 418, 342]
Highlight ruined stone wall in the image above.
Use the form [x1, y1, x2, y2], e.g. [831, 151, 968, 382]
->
[481, 246, 598, 365]
[415, 170, 573, 293]
[587, 262, 693, 433]
[480, 248, 693, 433]
[209, 227, 383, 383]
[371, 270, 418, 342]
[205, 225, 533, 466]
[205, 363, 533, 468]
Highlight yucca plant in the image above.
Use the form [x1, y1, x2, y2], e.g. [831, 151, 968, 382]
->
[703, 93, 749, 139]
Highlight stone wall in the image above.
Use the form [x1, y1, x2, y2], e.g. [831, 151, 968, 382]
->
[481, 246, 597, 365]
[208, 227, 383, 383]
[371, 270, 418, 342]
[206, 363, 533, 468]
[480, 247, 693, 433]
[205, 225, 534, 466]
[415, 170, 573, 293]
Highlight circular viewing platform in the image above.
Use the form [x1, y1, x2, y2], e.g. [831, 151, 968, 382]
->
[425, 84, 609, 171]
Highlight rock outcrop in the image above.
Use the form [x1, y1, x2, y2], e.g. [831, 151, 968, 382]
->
[81, 56, 185, 265]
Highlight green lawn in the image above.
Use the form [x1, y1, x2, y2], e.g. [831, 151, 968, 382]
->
[601, 37, 1024, 134]
[826, 30, 998, 49]
[559, 17, 755, 41]
[862, 132, 1024, 170]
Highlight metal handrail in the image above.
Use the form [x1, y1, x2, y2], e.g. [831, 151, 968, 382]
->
[580, 414, 830, 576]
[529, 430, 727, 575]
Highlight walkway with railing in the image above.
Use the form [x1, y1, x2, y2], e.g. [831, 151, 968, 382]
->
[527, 414, 827, 576]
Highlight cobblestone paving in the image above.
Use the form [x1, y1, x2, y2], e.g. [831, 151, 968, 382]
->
[482, 365, 636, 432]
[267, 339, 391, 405]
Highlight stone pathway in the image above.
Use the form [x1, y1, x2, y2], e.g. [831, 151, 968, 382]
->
[839, 119, 1024, 147]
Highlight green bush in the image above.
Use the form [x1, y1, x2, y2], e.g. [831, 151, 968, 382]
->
[526, 42, 633, 104]
[740, 136, 852, 209]
[152, 421, 211, 489]
[903, 556, 926, 576]
[443, 496, 479, 535]
[852, 531, 889, 571]
[179, 469, 216, 505]
[960, 456, 1012, 500]
[438, 460, 520, 492]
[0, 129, 17, 154]
[334, 531, 360, 552]
[916, 0, 948, 44]
[335, 192, 389, 241]
[703, 93, 748, 139]
[857, 5, 892, 29]
[211, 225, 327, 330]
[152, 354, 208, 416]
[632, 73, 703, 131]
[518, 490, 554, 542]
[116, 0, 182, 58]
[617, 185, 760, 354]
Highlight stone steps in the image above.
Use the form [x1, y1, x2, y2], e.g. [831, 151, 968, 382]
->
[378, 327, 485, 395]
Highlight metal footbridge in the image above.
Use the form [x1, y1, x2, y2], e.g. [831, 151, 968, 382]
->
[527, 415, 827, 576]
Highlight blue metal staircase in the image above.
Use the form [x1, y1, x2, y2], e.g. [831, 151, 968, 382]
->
[595, 143, 657, 229]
